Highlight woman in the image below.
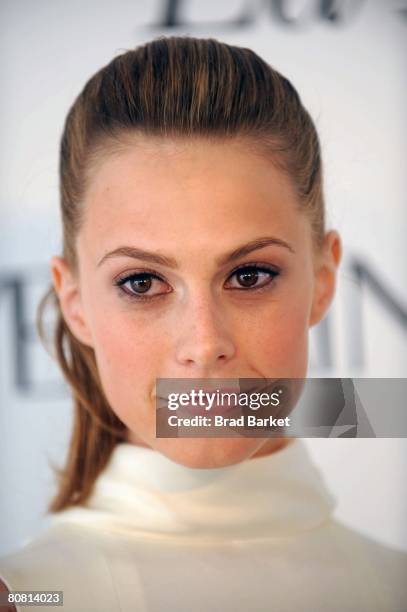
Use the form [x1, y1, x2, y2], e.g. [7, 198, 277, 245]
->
[0, 35, 405, 612]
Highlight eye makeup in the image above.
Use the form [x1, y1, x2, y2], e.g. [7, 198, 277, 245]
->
[113, 262, 281, 304]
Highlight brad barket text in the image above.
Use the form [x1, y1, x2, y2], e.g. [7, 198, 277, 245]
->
[167, 414, 291, 428]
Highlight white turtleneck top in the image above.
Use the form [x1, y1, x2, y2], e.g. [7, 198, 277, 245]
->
[1, 439, 406, 612]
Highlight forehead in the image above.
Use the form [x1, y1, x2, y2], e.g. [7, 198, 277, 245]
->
[80, 136, 304, 251]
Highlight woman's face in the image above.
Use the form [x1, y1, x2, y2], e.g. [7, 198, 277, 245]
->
[51, 136, 341, 468]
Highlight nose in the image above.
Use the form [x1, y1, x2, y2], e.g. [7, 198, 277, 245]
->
[174, 295, 236, 372]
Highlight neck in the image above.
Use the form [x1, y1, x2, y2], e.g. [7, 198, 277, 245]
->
[250, 438, 294, 459]
[126, 432, 293, 461]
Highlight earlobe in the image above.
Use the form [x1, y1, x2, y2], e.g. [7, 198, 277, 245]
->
[309, 231, 342, 328]
[50, 256, 94, 348]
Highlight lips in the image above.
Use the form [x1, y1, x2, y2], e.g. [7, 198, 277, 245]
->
[198, 386, 242, 396]
[157, 386, 242, 415]
[157, 384, 241, 399]
[180, 395, 240, 417]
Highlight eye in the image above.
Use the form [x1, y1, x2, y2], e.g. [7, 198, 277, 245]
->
[114, 271, 171, 301]
[225, 264, 280, 291]
[114, 264, 280, 303]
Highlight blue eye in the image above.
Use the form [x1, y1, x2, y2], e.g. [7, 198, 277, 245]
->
[114, 264, 280, 303]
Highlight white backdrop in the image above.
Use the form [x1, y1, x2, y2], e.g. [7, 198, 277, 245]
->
[1, 0, 406, 556]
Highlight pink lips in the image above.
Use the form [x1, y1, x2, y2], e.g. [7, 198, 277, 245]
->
[164, 386, 243, 416]
[198, 387, 241, 396]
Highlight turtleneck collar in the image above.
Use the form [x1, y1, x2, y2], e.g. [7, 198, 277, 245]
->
[51, 439, 336, 543]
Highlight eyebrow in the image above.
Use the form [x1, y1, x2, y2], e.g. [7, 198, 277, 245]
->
[96, 236, 295, 269]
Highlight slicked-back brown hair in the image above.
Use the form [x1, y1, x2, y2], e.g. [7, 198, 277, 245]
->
[37, 35, 325, 512]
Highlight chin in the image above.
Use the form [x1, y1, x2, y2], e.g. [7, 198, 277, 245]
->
[154, 437, 265, 469]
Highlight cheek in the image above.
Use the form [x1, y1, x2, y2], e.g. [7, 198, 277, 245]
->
[88, 306, 169, 422]
[242, 281, 312, 377]
[249, 307, 309, 375]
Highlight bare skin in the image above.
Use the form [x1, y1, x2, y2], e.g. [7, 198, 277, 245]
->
[51, 136, 341, 468]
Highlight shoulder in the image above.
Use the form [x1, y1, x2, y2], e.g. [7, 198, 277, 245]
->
[0, 522, 90, 588]
[0, 522, 120, 612]
[322, 518, 407, 566]
[314, 519, 407, 609]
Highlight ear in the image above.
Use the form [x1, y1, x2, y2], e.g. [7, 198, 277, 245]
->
[50, 256, 94, 348]
[309, 230, 342, 328]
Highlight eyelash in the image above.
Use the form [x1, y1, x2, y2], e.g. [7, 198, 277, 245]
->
[113, 263, 281, 303]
